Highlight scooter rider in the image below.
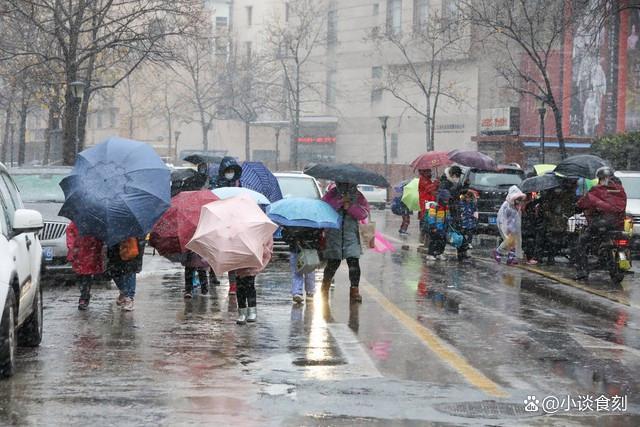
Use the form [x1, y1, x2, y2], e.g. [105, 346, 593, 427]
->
[574, 166, 627, 281]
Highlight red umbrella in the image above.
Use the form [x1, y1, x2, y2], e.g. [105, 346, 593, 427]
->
[411, 151, 452, 171]
[149, 190, 219, 257]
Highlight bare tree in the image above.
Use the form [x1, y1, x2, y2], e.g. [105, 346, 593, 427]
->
[369, 11, 469, 152]
[460, 0, 582, 159]
[265, 0, 329, 169]
[2, 0, 196, 165]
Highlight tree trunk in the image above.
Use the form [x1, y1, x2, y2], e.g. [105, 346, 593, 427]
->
[17, 96, 28, 166]
[245, 120, 251, 161]
[1, 105, 13, 163]
[62, 86, 80, 165]
[550, 103, 567, 160]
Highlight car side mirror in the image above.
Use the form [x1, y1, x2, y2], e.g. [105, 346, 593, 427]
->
[13, 209, 44, 235]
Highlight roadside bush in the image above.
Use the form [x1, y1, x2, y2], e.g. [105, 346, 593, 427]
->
[592, 132, 640, 170]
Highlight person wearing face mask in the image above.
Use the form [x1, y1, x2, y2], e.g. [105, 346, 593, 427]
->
[418, 169, 439, 243]
[213, 156, 244, 295]
[539, 178, 577, 264]
[321, 181, 370, 303]
[574, 167, 627, 280]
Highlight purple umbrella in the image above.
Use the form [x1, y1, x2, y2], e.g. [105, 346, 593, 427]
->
[448, 150, 497, 170]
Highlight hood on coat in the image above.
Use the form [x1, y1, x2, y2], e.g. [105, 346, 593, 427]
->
[506, 185, 526, 205]
[443, 166, 462, 183]
[218, 156, 242, 181]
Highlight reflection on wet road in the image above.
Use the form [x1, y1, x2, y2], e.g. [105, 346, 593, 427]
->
[1, 211, 640, 425]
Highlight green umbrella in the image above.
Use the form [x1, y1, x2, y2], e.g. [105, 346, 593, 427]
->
[401, 178, 420, 211]
[533, 164, 555, 175]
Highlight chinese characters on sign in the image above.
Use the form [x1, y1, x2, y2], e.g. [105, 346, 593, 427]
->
[479, 107, 520, 134]
[297, 136, 336, 144]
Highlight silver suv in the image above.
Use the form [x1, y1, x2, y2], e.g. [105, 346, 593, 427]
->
[10, 167, 73, 280]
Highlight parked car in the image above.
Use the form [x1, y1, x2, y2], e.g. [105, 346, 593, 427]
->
[462, 165, 525, 234]
[615, 171, 640, 253]
[273, 172, 323, 252]
[9, 167, 73, 280]
[0, 162, 45, 377]
[358, 185, 387, 210]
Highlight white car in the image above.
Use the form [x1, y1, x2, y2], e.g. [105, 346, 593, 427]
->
[615, 171, 640, 251]
[358, 185, 387, 210]
[0, 163, 45, 378]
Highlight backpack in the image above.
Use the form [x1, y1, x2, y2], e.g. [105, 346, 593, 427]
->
[119, 237, 140, 261]
[391, 197, 405, 215]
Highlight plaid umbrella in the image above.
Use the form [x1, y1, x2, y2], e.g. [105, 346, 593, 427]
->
[240, 161, 283, 203]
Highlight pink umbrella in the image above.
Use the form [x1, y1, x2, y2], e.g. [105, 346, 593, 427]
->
[411, 151, 452, 171]
[186, 196, 278, 275]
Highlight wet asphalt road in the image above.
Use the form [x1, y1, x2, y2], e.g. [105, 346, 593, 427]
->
[2, 211, 640, 426]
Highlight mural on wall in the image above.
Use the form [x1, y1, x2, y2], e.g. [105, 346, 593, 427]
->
[568, 0, 618, 137]
[625, 5, 640, 130]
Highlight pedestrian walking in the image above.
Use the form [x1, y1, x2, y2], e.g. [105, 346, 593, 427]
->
[182, 251, 210, 299]
[283, 226, 323, 303]
[212, 156, 243, 296]
[66, 222, 105, 310]
[456, 190, 478, 261]
[107, 237, 146, 311]
[391, 181, 413, 235]
[425, 189, 451, 261]
[539, 179, 577, 264]
[321, 182, 370, 303]
[494, 186, 526, 265]
[522, 193, 543, 265]
[234, 240, 273, 325]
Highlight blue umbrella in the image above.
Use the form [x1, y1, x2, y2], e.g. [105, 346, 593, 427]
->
[240, 161, 283, 203]
[267, 197, 342, 229]
[212, 187, 271, 205]
[59, 137, 171, 246]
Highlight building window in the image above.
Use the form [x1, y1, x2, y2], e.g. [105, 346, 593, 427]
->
[413, 0, 428, 31]
[373, 3, 379, 15]
[391, 133, 398, 158]
[246, 6, 253, 26]
[326, 69, 337, 106]
[372, 66, 382, 79]
[386, 0, 402, 35]
[327, 10, 337, 46]
[245, 41, 252, 59]
[216, 16, 228, 30]
[371, 88, 383, 103]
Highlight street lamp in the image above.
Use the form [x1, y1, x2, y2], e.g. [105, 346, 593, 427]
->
[70, 80, 86, 157]
[378, 116, 389, 182]
[538, 99, 547, 164]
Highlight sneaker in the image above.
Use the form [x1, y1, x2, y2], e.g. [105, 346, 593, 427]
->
[78, 298, 90, 310]
[506, 258, 519, 266]
[493, 250, 502, 264]
[228, 282, 237, 295]
[426, 255, 437, 261]
[200, 285, 209, 296]
[526, 259, 539, 265]
[116, 293, 126, 306]
[122, 297, 135, 311]
[292, 294, 304, 304]
[398, 230, 409, 235]
[183, 291, 192, 299]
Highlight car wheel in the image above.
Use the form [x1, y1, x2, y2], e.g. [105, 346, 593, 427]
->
[19, 284, 43, 347]
[0, 288, 17, 378]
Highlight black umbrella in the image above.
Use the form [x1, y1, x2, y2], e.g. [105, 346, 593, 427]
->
[554, 154, 608, 179]
[171, 168, 207, 196]
[303, 163, 389, 187]
[519, 173, 561, 193]
[183, 153, 224, 165]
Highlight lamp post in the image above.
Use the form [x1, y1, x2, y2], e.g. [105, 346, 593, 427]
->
[378, 116, 389, 182]
[70, 81, 86, 157]
[538, 99, 547, 164]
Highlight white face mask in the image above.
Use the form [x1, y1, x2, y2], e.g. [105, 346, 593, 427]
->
[224, 172, 235, 180]
[451, 176, 460, 184]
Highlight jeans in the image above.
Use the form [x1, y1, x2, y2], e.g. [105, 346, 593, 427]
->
[428, 229, 446, 256]
[323, 258, 360, 288]
[113, 273, 136, 299]
[237, 275, 256, 308]
[290, 252, 316, 296]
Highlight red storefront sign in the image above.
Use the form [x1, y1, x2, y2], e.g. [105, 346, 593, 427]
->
[297, 136, 336, 144]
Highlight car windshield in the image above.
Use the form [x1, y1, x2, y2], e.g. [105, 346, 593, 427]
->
[619, 176, 640, 199]
[12, 173, 67, 203]
[277, 176, 320, 199]
[469, 171, 523, 188]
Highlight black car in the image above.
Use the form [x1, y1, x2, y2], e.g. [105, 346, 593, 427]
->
[462, 165, 525, 235]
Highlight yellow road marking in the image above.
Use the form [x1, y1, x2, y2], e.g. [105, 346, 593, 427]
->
[359, 279, 509, 398]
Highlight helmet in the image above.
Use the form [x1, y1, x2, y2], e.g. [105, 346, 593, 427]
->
[595, 166, 613, 180]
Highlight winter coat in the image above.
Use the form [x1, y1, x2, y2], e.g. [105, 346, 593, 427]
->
[282, 227, 322, 253]
[106, 238, 146, 277]
[438, 167, 467, 226]
[66, 222, 105, 275]
[212, 156, 242, 189]
[322, 187, 369, 260]
[540, 188, 577, 233]
[418, 176, 439, 218]
[497, 186, 525, 258]
[458, 197, 478, 231]
[577, 182, 627, 229]
[181, 250, 209, 269]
